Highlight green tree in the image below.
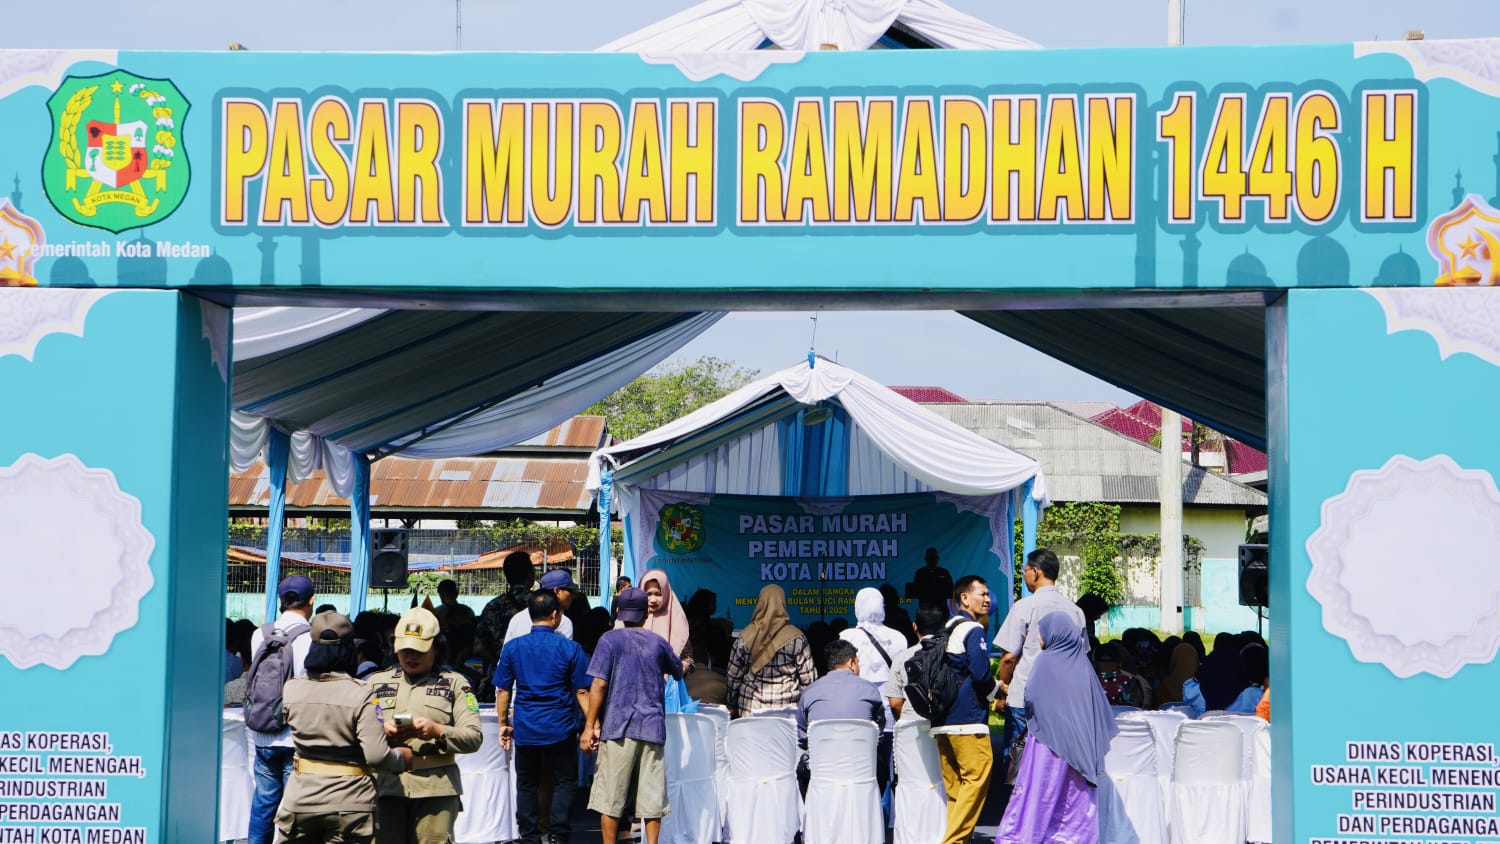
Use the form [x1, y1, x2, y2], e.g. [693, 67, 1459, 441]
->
[586, 356, 758, 441]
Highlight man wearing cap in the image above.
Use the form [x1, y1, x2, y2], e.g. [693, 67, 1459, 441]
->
[582, 587, 683, 844]
[370, 607, 485, 844]
[246, 574, 317, 844]
[277, 611, 413, 843]
[493, 589, 592, 844]
[502, 569, 578, 647]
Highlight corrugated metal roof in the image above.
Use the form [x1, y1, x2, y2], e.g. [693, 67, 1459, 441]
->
[507, 416, 607, 451]
[229, 454, 593, 515]
[924, 402, 1267, 509]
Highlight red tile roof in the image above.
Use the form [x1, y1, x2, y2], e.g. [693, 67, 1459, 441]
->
[889, 386, 966, 403]
[1091, 401, 1267, 475]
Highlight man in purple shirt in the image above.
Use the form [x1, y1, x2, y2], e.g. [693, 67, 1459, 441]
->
[582, 587, 682, 844]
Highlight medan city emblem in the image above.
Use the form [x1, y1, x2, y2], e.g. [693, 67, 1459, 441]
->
[657, 503, 706, 554]
[1428, 193, 1500, 286]
[0, 199, 44, 287]
[43, 70, 190, 233]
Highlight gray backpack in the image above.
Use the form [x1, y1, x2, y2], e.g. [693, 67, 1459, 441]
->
[243, 621, 309, 733]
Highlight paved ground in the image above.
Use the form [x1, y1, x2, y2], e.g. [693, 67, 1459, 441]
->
[554, 735, 1010, 843]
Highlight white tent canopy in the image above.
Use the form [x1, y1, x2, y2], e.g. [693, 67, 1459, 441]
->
[599, 0, 1040, 52]
[589, 358, 1048, 593]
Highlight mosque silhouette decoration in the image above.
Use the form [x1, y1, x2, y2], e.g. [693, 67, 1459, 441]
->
[11, 132, 1500, 289]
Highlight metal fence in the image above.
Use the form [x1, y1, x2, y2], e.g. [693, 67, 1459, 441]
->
[227, 526, 601, 599]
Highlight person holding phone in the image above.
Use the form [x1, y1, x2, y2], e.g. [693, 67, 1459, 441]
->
[369, 607, 484, 844]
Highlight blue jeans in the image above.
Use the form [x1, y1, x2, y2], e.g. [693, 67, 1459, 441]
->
[1002, 706, 1029, 773]
[249, 745, 295, 844]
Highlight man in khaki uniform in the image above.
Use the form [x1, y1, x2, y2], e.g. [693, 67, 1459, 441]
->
[278, 611, 412, 843]
[371, 607, 485, 844]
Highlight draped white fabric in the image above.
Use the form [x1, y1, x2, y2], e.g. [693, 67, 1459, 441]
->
[231, 307, 383, 361]
[805, 719, 882, 844]
[219, 710, 253, 843]
[387, 313, 724, 458]
[454, 711, 518, 844]
[662, 714, 722, 844]
[743, 0, 903, 51]
[591, 358, 1045, 499]
[228, 410, 270, 473]
[1171, 721, 1248, 844]
[229, 412, 360, 499]
[724, 717, 803, 843]
[598, 0, 1039, 52]
[639, 424, 783, 495]
[230, 313, 723, 494]
[1101, 717, 1165, 844]
[892, 721, 946, 844]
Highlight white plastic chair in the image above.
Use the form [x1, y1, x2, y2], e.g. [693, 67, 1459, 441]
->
[1170, 721, 1247, 844]
[698, 704, 732, 842]
[219, 709, 253, 843]
[662, 713, 721, 844]
[1124, 710, 1186, 841]
[805, 719, 881, 844]
[454, 709, 517, 844]
[1203, 714, 1271, 843]
[892, 720, 946, 844]
[1248, 725, 1272, 843]
[1100, 717, 1164, 844]
[724, 716, 802, 844]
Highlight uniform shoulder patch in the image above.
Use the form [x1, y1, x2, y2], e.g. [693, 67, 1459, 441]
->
[464, 691, 479, 712]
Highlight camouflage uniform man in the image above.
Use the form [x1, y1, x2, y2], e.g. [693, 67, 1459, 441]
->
[474, 551, 536, 668]
[371, 607, 484, 844]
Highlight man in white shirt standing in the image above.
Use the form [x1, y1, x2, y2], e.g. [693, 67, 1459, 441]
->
[992, 549, 1087, 805]
[245, 575, 316, 844]
[502, 568, 578, 646]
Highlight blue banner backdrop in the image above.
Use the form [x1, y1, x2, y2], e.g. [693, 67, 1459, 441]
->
[634, 489, 1008, 626]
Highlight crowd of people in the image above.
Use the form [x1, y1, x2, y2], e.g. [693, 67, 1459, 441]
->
[222, 547, 1270, 844]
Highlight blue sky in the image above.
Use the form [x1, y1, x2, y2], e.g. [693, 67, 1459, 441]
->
[6, 0, 1480, 401]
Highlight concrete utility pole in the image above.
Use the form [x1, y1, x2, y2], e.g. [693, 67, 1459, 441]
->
[1159, 408, 1185, 634]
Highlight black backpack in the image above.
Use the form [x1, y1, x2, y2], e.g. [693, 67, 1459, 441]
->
[903, 618, 969, 727]
[243, 621, 310, 733]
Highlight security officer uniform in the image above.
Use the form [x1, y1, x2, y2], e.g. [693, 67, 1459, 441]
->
[373, 608, 484, 844]
[277, 611, 407, 843]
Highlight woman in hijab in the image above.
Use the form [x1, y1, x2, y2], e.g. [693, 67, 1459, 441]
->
[727, 584, 817, 717]
[1155, 642, 1206, 717]
[996, 611, 1118, 844]
[840, 587, 908, 796]
[637, 568, 690, 658]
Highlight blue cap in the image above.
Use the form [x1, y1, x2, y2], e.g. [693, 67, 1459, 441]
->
[278, 574, 315, 602]
[539, 569, 578, 591]
[615, 587, 648, 623]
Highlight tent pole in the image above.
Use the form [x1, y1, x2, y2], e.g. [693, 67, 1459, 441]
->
[598, 471, 614, 607]
[262, 428, 291, 624]
[348, 454, 372, 617]
[1021, 478, 1039, 598]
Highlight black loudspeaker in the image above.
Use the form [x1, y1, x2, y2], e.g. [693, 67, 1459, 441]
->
[370, 529, 409, 588]
[1238, 544, 1269, 607]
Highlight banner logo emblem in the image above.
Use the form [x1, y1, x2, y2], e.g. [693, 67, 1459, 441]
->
[44, 70, 190, 233]
[657, 503, 706, 554]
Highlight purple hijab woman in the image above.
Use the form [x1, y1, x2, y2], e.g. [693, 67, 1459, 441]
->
[996, 611, 1118, 843]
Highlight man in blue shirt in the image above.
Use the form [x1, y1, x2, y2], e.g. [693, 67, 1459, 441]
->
[582, 588, 682, 844]
[932, 574, 999, 844]
[493, 589, 591, 844]
[797, 639, 886, 743]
